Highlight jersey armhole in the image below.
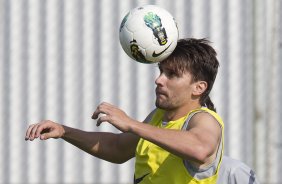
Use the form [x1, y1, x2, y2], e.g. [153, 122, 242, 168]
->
[181, 110, 224, 180]
[143, 108, 158, 124]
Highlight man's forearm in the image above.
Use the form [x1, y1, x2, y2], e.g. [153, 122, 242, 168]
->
[62, 125, 128, 163]
[129, 122, 216, 165]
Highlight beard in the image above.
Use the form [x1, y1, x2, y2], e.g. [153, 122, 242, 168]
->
[155, 97, 176, 110]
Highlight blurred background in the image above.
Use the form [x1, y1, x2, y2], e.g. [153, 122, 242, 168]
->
[0, 0, 281, 183]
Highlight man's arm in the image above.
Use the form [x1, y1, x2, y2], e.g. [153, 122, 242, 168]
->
[25, 120, 138, 163]
[25, 109, 155, 164]
[130, 112, 221, 165]
[62, 127, 138, 164]
[93, 102, 221, 166]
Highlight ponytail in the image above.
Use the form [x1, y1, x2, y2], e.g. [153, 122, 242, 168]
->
[200, 95, 216, 112]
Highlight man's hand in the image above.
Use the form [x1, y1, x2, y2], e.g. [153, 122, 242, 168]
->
[25, 120, 65, 141]
[92, 102, 137, 132]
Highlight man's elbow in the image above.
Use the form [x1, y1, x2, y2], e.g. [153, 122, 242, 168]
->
[188, 146, 212, 164]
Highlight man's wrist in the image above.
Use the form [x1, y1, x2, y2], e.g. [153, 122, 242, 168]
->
[61, 125, 68, 139]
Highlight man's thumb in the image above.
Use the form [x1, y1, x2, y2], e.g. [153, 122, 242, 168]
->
[40, 132, 54, 140]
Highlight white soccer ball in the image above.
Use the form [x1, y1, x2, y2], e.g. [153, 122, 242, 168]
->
[119, 5, 179, 63]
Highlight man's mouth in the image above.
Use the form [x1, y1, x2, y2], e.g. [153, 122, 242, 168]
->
[155, 88, 167, 97]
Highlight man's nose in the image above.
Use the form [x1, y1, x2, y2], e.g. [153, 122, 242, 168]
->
[155, 74, 165, 86]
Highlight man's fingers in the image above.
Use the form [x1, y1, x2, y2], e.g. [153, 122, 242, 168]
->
[92, 102, 111, 119]
[92, 106, 104, 119]
[25, 124, 35, 140]
[35, 122, 50, 138]
[26, 124, 41, 141]
[25, 121, 52, 141]
[33, 126, 40, 139]
[92, 111, 99, 119]
[96, 114, 109, 127]
[92, 110, 107, 120]
[40, 131, 53, 140]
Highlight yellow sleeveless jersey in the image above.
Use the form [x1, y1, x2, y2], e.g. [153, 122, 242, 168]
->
[134, 107, 224, 184]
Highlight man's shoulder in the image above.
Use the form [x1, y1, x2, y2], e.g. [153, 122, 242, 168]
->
[143, 108, 162, 124]
[188, 111, 221, 132]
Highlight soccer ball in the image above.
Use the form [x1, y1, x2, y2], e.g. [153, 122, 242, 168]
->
[119, 5, 179, 63]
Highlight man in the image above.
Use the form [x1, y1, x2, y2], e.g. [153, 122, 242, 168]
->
[25, 38, 257, 183]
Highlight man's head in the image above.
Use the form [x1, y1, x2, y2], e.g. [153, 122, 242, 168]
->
[156, 38, 219, 111]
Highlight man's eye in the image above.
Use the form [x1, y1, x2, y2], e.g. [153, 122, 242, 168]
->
[166, 71, 176, 78]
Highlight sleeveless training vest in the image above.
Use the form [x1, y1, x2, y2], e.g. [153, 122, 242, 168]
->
[134, 107, 224, 184]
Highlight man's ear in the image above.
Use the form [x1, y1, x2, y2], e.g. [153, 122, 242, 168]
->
[192, 81, 208, 96]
